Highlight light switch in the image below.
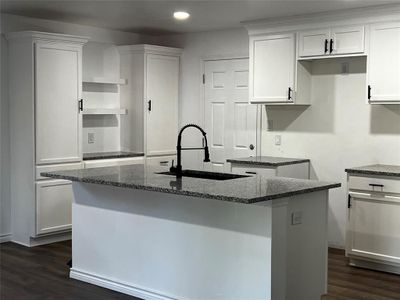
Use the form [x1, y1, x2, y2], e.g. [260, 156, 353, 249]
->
[291, 211, 303, 225]
[275, 135, 281, 146]
[88, 132, 95, 144]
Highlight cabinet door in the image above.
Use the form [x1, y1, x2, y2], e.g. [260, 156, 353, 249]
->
[36, 179, 73, 235]
[331, 25, 364, 55]
[347, 192, 400, 265]
[146, 54, 179, 156]
[35, 41, 82, 165]
[250, 33, 295, 103]
[368, 22, 400, 103]
[298, 29, 330, 57]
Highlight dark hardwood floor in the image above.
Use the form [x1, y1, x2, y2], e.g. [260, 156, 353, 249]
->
[1, 241, 400, 300]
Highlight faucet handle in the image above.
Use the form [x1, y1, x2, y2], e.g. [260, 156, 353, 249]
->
[171, 159, 175, 167]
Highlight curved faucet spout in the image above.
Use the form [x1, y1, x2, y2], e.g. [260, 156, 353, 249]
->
[170, 124, 210, 177]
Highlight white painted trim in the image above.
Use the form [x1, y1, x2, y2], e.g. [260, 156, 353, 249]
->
[117, 44, 183, 56]
[5, 31, 89, 44]
[0, 233, 12, 243]
[70, 269, 178, 300]
[243, 4, 400, 36]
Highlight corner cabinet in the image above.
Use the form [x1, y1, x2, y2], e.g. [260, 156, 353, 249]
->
[7, 31, 88, 245]
[367, 22, 400, 104]
[249, 33, 296, 104]
[118, 45, 182, 159]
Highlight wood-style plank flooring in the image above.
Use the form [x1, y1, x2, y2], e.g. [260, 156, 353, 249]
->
[1, 241, 400, 299]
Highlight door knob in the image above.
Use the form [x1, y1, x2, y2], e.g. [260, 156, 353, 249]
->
[249, 144, 255, 150]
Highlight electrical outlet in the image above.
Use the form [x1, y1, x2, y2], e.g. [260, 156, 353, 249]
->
[275, 135, 281, 146]
[291, 211, 303, 225]
[88, 133, 95, 144]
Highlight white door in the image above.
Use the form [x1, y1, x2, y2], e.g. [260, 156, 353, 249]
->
[368, 22, 400, 103]
[298, 29, 330, 57]
[35, 41, 82, 165]
[347, 192, 400, 265]
[36, 179, 73, 235]
[250, 33, 296, 103]
[204, 58, 257, 173]
[331, 25, 365, 55]
[146, 54, 179, 156]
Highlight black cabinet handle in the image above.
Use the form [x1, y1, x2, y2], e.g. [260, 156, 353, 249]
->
[324, 39, 329, 54]
[288, 87, 293, 101]
[369, 183, 384, 188]
[368, 85, 372, 100]
[78, 99, 83, 112]
[329, 39, 334, 54]
[148, 100, 152, 112]
[348, 195, 352, 208]
[245, 171, 257, 175]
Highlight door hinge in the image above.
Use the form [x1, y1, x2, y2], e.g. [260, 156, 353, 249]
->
[348, 194, 352, 208]
[202, 74, 205, 84]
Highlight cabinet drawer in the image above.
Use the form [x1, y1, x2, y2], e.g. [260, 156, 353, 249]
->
[348, 175, 400, 194]
[84, 157, 144, 168]
[36, 162, 83, 180]
[231, 164, 277, 177]
[35, 179, 73, 236]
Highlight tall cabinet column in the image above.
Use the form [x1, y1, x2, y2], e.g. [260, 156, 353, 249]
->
[6, 31, 88, 246]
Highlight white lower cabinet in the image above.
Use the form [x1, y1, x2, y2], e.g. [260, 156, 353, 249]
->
[230, 162, 310, 179]
[84, 157, 144, 168]
[36, 180, 73, 236]
[346, 175, 400, 274]
[146, 155, 176, 167]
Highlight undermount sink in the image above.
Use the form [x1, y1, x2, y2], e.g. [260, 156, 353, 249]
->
[157, 169, 251, 181]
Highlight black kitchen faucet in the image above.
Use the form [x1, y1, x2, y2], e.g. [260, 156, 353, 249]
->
[170, 124, 210, 177]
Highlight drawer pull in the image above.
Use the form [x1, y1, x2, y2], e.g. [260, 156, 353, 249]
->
[160, 161, 169, 165]
[245, 171, 257, 175]
[369, 183, 384, 188]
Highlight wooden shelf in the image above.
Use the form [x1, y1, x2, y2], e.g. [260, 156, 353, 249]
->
[83, 77, 127, 85]
[82, 108, 128, 115]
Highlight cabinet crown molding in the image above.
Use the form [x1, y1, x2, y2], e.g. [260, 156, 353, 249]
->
[243, 4, 400, 35]
[5, 31, 89, 45]
[117, 44, 183, 56]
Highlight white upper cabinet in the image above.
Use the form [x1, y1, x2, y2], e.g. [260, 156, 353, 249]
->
[298, 25, 365, 58]
[298, 29, 330, 57]
[331, 26, 365, 55]
[35, 41, 83, 165]
[250, 33, 296, 103]
[367, 22, 400, 104]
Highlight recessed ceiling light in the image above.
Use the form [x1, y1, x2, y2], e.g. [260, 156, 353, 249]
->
[173, 11, 190, 21]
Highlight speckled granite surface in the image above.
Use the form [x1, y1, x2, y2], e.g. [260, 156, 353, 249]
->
[345, 164, 400, 177]
[227, 156, 310, 167]
[83, 151, 144, 161]
[41, 165, 340, 204]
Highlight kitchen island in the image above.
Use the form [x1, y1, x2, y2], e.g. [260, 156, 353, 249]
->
[42, 164, 340, 300]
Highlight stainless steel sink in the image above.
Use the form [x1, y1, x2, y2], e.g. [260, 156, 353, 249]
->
[157, 169, 251, 181]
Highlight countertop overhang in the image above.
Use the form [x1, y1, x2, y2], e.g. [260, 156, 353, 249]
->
[41, 164, 340, 204]
[227, 156, 310, 167]
[345, 164, 400, 177]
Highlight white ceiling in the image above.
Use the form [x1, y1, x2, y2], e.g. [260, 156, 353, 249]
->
[1, 0, 398, 35]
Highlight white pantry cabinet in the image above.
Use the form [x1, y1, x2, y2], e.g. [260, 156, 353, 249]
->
[367, 22, 400, 104]
[298, 25, 365, 58]
[249, 33, 296, 104]
[346, 174, 400, 274]
[7, 31, 88, 246]
[119, 45, 182, 158]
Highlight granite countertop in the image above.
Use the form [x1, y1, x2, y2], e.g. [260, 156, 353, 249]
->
[227, 156, 310, 167]
[41, 165, 340, 204]
[83, 151, 144, 161]
[345, 164, 400, 177]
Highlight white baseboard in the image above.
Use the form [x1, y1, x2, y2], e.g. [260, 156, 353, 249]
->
[70, 269, 177, 300]
[0, 233, 12, 243]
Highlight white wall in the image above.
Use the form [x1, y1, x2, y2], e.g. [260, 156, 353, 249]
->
[0, 32, 11, 241]
[262, 58, 400, 247]
[0, 13, 149, 241]
[151, 29, 250, 168]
